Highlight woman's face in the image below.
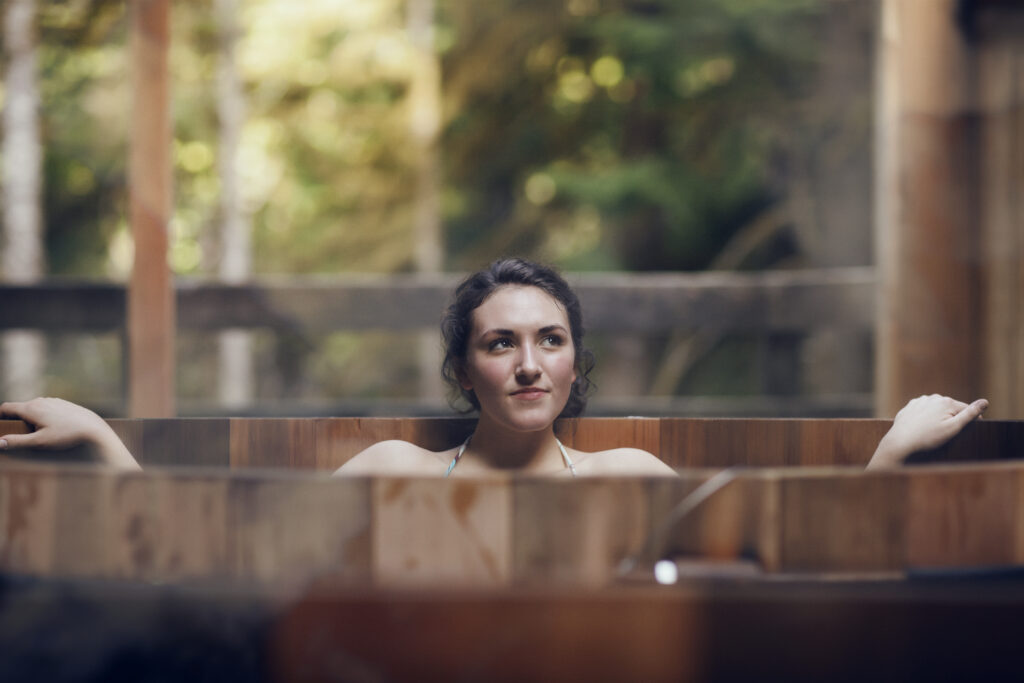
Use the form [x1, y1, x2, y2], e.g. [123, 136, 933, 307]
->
[460, 285, 577, 433]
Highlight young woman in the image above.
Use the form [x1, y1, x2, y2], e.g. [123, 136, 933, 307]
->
[0, 259, 987, 473]
[334, 258, 677, 476]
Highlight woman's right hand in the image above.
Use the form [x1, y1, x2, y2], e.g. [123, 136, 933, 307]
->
[0, 397, 141, 470]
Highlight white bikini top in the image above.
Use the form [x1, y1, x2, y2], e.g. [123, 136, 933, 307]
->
[445, 437, 577, 477]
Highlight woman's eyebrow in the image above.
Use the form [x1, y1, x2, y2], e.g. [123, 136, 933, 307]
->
[478, 327, 515, 338]
[479, 324, 567, 337]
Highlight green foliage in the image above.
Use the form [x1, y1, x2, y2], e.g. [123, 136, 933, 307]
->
[7, 0, 872, 408]
[441, 0, 829, 271]
[36, 0, 127, 276]
[21, 0, 842, 278]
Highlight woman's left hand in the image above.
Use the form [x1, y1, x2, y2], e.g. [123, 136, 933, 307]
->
[867, 394, 988, 469]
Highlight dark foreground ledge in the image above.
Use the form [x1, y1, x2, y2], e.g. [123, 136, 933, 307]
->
[4, 570, 1024, 683]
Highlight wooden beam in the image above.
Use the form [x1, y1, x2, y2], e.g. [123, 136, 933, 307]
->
[0, 268, 876, 333]
[128, 0, 174, 417]
[876, 0, 982, 416]
[976, 5, 1024, 418]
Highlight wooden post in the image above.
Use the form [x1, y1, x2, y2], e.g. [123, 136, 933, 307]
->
[128, 0, 175, 417]
[976, 5, 1024, 418]
[875, 0, 981, 416]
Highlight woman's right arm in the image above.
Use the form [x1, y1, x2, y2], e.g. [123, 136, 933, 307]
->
[0, 397, 141, 470]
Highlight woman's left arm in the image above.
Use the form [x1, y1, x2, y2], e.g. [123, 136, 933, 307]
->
[867, 394, 988, 470]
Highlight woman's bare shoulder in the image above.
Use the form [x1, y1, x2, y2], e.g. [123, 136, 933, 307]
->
[571, 447, 678, 477]
[333, 440, 453, 476]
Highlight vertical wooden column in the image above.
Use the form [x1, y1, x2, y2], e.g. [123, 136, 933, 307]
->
[875, 0, 981, 416]
[128, 0, 175, 417]
[977, 6, 1024, 418]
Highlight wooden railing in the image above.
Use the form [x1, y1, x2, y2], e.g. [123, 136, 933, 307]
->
[0, 269, 875, 334]
[0, 268, 876, 416]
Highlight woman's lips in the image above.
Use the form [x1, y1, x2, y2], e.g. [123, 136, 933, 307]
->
[511, 388, 548, 400]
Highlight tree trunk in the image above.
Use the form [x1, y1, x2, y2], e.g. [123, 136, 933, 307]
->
[214, 0, 253, 411]
[2, 0, 45, 401]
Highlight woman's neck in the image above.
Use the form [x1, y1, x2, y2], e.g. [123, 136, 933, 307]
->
[466, 414, 563, 473]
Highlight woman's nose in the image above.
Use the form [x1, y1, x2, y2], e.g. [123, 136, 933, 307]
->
[516, 346, 541, 380]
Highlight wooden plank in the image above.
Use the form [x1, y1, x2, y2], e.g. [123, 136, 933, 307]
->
[229, 474, 372, 586]
[372, 477, 511, 587]
[660, 418, 804, 468]
[104, 418, 231, 467]
[794, 419, 891, 466]
[977, 6, 1024, 419]
[574, 268, 875, 332]
[558, 417, 660, 455]
[89, 469, 232, 582]
[314, 417, 402, 471]
[0, 268, 876, 333]
[0, 466, 373, 586]
[778, 469, 907, 572]
[876, 0, 982, 415]
[141, 418, 230, 467]
[662, 472, 779, 570]
[105, 472, 160, 579]
[229, 418, 317, 470]
[149, 471, 231, 581]
[906, 464, 1021, 568]
[512, 477, 689, 585]
[0, 466, 58, 574]
[0, 283, 124, 331]
[128, 0, 174, 418]
[659, 418, 885, 467]
[50, 470, 112, 577]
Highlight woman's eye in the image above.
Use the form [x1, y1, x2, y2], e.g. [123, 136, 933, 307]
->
[489, 338, 512, 351]
[541, 335, 564, 347]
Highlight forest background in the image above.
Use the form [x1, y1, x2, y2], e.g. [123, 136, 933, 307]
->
[0, 0, 875, 416]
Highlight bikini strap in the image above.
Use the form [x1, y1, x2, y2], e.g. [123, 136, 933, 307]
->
[556, 438, 578, 477]
[446, 436, 577, 477]
[445, 437, 470, 478]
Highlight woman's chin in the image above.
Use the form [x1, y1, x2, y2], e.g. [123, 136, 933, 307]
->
[492, 406, 562, 434]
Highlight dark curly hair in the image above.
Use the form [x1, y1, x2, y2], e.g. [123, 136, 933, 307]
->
[440, 258, 595, 418]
